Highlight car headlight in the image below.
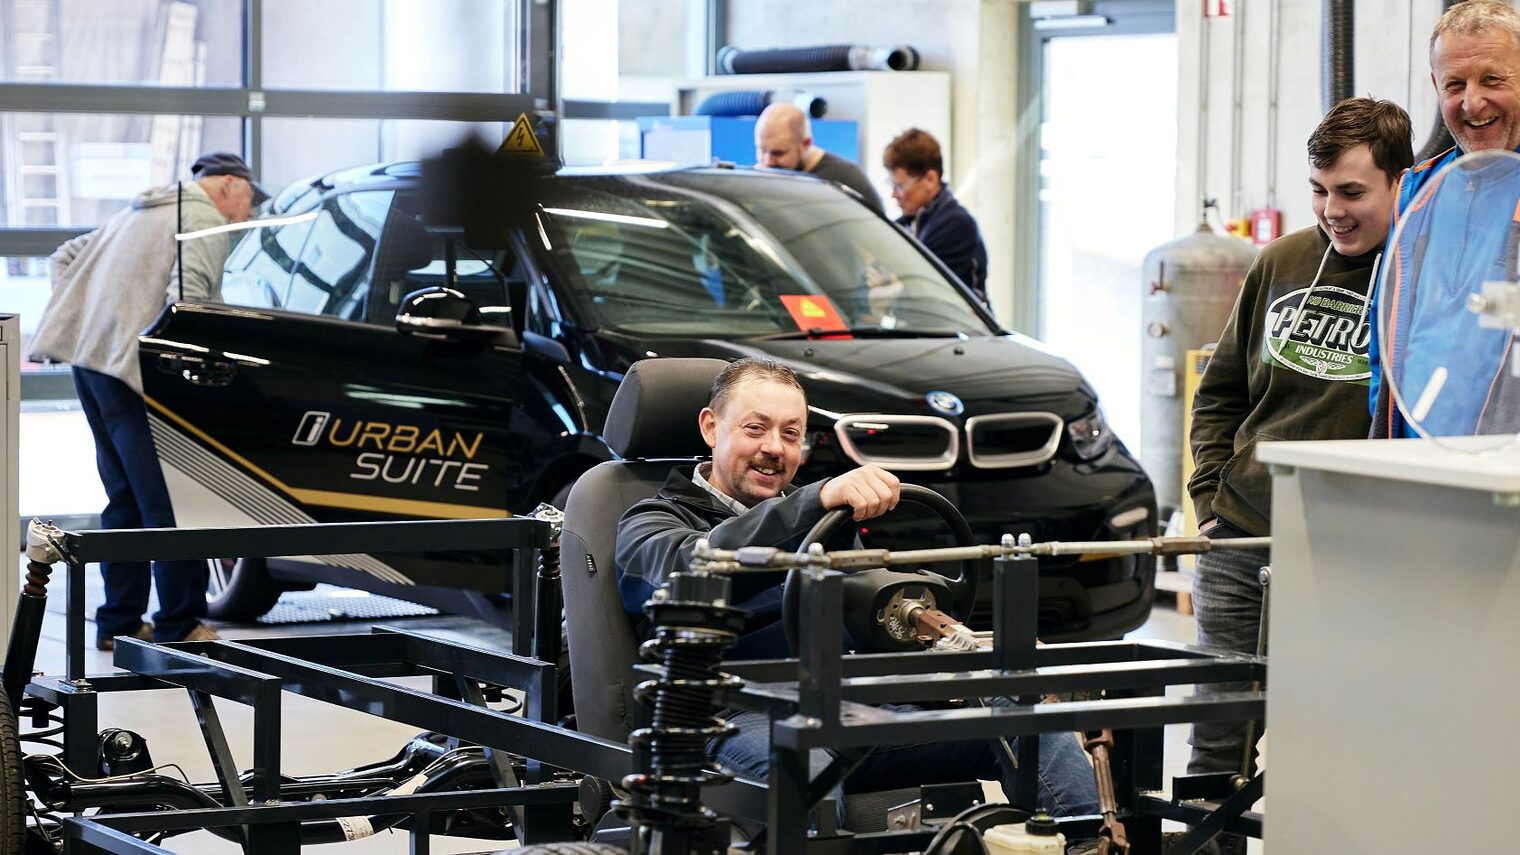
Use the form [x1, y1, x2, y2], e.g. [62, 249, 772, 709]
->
[1066, 406, 1114, 460]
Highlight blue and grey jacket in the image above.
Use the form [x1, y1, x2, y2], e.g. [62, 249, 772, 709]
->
[1371, 146, 1520, 438]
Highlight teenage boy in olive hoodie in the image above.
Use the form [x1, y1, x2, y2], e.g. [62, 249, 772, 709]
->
[1186, 99, 1414, 799]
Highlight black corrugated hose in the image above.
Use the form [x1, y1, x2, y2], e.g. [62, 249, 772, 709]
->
[717, 44, 920, 74]
[696, 89, 828, 118]
[697, 90, 771, 116]
[1323, 0, 1457, 163]
[1322, 0, 1355, 113]
[1415, 0, 1462, 163]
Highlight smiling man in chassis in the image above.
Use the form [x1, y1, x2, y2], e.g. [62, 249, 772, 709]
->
[614, 356, 1101, 819]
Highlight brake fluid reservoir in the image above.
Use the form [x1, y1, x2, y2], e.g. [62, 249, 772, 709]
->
[982, 812, 1066, 854]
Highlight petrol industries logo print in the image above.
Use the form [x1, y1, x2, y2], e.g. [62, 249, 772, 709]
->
[1261, 284, 1371, 383]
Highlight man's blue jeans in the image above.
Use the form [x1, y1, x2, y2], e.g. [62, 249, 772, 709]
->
[1187, 520, 1267, 778]
[1186, 521, 1264, 855]
[717, 699, 1100, 818]
[74, 367, 208, 643]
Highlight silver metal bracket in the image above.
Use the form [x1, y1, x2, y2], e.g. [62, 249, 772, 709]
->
[25, 519, 68, 564]
[1468, 281, 1520, 329]
[527, 502, 564, 540]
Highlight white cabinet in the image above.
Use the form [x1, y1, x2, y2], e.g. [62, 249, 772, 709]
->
[0, 316, 17, 637]
[1259, 437, 1520, 853]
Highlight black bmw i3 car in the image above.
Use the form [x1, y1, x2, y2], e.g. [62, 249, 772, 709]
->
[141, 161, 1156, 641]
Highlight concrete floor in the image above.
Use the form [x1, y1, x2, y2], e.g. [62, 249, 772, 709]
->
[15, 404, 1258, 853]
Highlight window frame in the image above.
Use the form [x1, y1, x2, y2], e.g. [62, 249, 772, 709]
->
[1012, 0, 1177, 338]
[0, 0, 539, 262]
[0, 0, 703, 397]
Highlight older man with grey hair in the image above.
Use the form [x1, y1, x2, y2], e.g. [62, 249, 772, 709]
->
[1369, 0, 1520, 437]
[29, 152, 265, 650]
[753, 102, 883, 212]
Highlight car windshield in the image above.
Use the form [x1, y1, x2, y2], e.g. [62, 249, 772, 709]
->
[537, 171, 994, 338]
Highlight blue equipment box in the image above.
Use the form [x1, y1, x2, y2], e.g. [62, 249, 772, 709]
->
[637, 115, 861, 167]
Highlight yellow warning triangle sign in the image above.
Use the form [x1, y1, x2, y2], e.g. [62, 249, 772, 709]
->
[499, 113, 545, 158]
[798, 297, 827, 318]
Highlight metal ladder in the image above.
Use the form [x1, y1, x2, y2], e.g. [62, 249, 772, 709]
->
[1, 0, 70, 229]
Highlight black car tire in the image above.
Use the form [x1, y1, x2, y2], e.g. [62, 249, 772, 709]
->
[206, 557, 282, 621]
[0, 690, 25, 854]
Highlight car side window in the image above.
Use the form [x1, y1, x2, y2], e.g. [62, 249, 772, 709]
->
[218, 205, 318, 310]
[370, 194, 517, 330]
[285, 190, 394, 319]
[526, 275, 561, 337]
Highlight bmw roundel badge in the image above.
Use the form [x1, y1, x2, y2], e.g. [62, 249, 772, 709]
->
[926, 390, 964, 416]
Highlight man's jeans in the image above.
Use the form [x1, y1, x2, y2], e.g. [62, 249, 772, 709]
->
[74, 367, 208, 643]
[718, 698, 1100, 818]
[1188, 520, 1268, 778]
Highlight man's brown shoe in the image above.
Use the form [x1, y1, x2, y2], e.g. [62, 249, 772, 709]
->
[177, 623, 220, 643]
[95, 622, 153, 652]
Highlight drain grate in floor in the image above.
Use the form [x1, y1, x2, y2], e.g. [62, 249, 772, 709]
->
[257, 586, 438, 625]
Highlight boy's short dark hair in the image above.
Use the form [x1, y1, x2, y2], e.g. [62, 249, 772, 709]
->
[709, 356, 804, 415]
[883, 128, 944, 177]
[1308, 97, 1415, 181]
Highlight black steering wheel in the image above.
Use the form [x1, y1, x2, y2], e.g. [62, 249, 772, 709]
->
[781, 483, 980, 655]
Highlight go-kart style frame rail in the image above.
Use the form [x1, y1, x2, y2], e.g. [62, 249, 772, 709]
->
[31, 521, 1265, 854]
[679, 537, 1268, 853]
[26, 519, 552, 775]
[19, 518, 765, 853]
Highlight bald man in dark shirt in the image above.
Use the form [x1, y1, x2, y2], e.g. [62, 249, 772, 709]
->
[754, 103, 883, 213]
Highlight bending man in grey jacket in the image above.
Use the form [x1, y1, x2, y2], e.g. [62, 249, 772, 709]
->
[29, 152, 263, 648]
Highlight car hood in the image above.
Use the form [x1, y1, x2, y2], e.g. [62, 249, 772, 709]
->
[597, 333, 1099, 421]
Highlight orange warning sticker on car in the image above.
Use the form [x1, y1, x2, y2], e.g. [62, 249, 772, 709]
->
[779, 294, 849, 335]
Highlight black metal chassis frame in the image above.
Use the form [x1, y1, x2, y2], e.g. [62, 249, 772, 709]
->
[686, 551, 1267, 853]
[25, 518, 738, 853]
[29, 522, 1265, 853]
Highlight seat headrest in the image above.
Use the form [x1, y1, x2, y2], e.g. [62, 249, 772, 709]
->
[605, 358, 728, 459]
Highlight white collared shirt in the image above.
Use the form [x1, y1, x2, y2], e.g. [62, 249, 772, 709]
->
[693, 462, 750, 515]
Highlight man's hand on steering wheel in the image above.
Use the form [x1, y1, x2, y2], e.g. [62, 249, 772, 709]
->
[784, 481, 982, 655]
[819, 465, 902, 521]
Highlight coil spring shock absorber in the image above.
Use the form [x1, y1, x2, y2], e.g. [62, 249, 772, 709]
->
[528, 504, 565, 670]
[619, 540, 746, 854]
[4, 520, 66, 706]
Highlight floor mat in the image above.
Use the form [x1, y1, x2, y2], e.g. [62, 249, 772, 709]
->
[256, 586, 438, 625]
[44, 572, 437, 628]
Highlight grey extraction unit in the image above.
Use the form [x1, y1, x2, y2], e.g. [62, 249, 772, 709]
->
[1139, 212, 1257, 515]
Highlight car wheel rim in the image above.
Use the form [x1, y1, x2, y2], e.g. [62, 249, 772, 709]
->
[207, 558, 237, 597]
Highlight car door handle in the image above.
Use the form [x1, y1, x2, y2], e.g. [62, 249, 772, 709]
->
[157, 353, 237, 387]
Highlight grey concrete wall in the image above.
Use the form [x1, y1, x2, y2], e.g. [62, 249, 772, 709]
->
[620, 0, 689, 76]
[721, 0, 1022, 323]
[1177, 0, 1446, 237]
